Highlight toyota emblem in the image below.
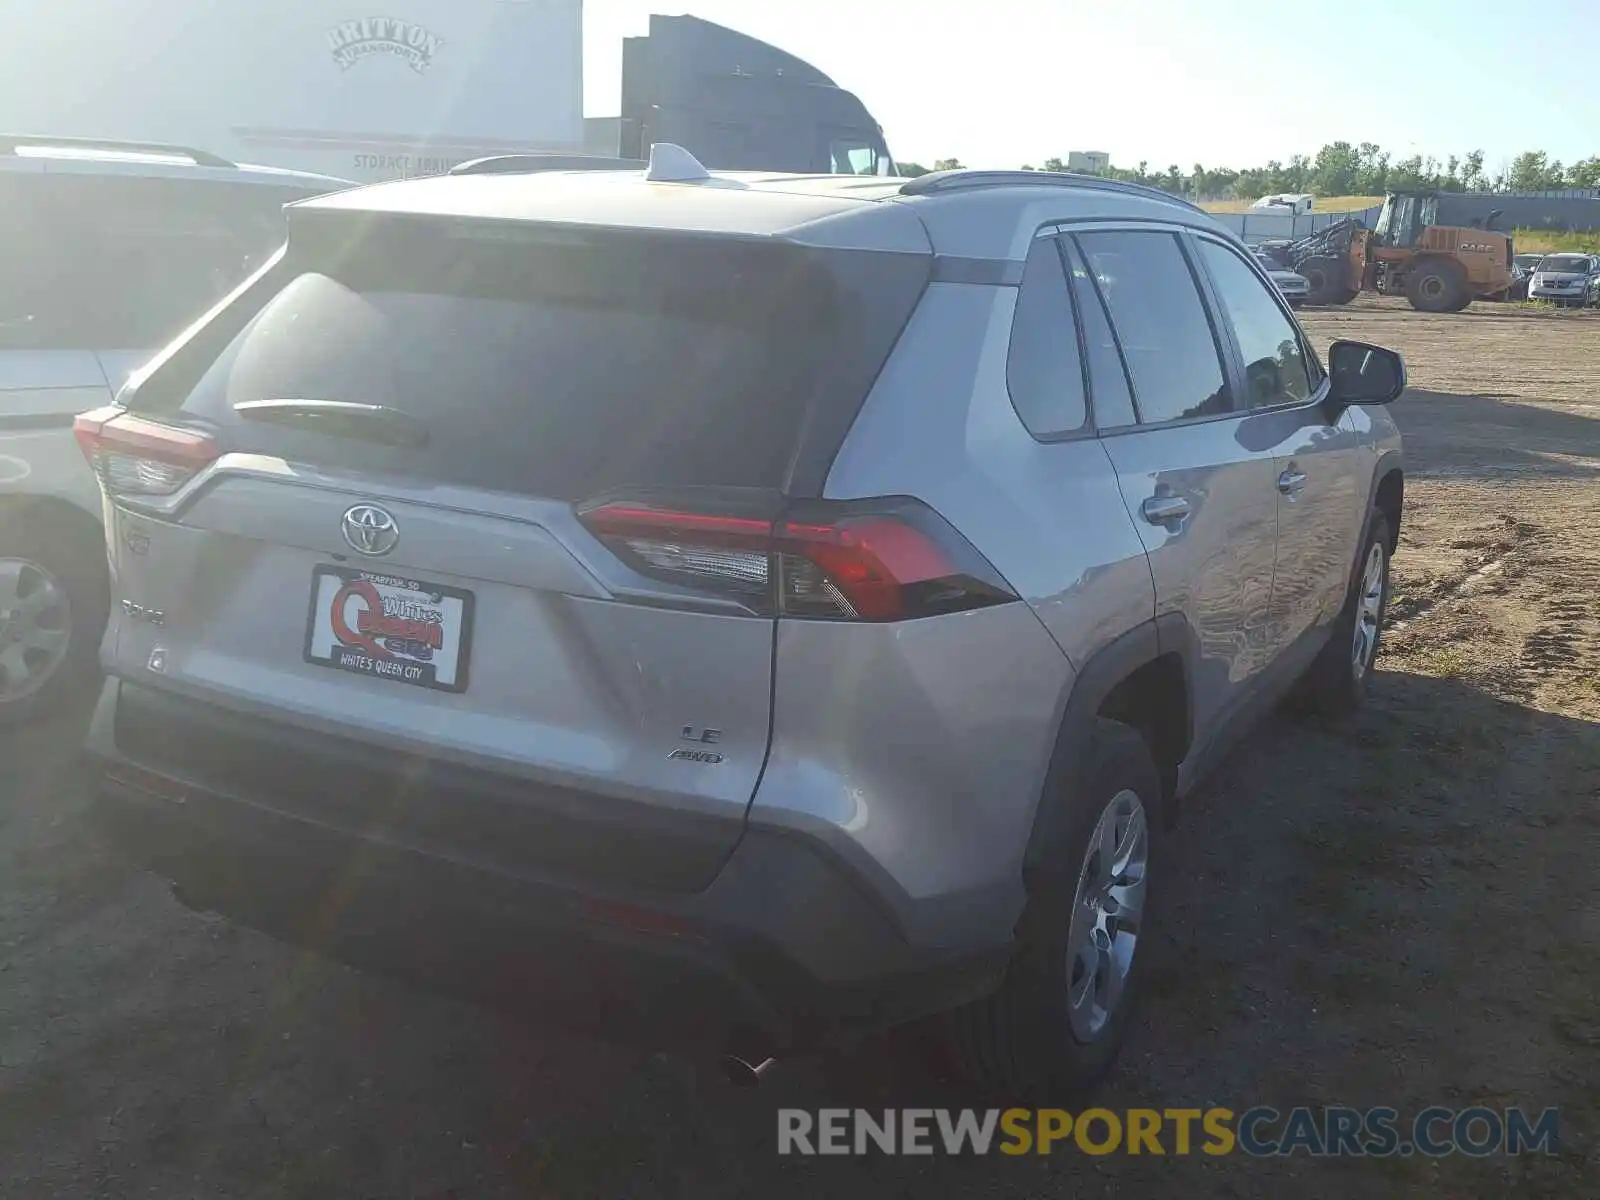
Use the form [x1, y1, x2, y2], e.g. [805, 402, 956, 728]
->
[341, 504, 400, 556]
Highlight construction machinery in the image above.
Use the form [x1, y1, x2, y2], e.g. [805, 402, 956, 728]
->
[1262, 191, 1513, 312]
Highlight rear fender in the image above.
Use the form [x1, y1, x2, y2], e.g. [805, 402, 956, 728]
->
[1021, 615, 1195, 882]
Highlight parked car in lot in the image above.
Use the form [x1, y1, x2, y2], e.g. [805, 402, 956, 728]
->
[1253, 249, 1312, 307]
[1503, 252, 1547, 301]
[1528, 253, 1600, 306]
[82, 153, 1407, 1097]
[0, 135, 351, 723]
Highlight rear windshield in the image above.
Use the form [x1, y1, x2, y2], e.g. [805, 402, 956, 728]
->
[150, 213, 926, 499]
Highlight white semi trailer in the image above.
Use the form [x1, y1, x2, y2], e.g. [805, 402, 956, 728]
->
[0, 1, 891, 182]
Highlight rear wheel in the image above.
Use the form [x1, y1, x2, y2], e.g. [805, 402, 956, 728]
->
[1405, 258, 1468, 312]
[1300, 257, 1352, 306]
[948, 718, 1160, 1099]
[0, 513, 108, 726]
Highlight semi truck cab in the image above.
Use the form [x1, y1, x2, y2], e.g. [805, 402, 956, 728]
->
[606, 15, 892, 175]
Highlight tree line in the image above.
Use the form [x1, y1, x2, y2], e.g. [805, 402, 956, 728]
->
[897, 143, 1600, 198]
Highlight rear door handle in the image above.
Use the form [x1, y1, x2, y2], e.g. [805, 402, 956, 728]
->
[1141, 494, 1191, 523]
[1277, 468, 1308, 495]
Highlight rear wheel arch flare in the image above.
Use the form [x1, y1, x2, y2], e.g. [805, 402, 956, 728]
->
[1374, 468, 1403, 552]
[1021, 619, 1194, 881]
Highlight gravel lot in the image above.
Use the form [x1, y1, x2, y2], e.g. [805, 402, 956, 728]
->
[3, 296, 1598, 1198]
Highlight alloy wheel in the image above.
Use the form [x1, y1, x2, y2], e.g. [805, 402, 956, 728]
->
[1351, 541, 1386, 678]
[0, 558, 73, 704]
[1065, 788, 1149, 1042]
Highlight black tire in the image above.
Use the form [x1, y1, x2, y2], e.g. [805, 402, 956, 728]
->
[1332, 286, 1360, 305]
[0, 510, 109, 726]
[1296, 512, 1391, 716]
[948, 718, 1162, 1100]
[1300, 257, 1350, 306]
[1405, 259, 1468, 313]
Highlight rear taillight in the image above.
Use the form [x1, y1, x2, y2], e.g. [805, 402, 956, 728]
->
[578, 497, 1016, 622]
[73, 406, 218, 498]
[575, 504, 775, 605]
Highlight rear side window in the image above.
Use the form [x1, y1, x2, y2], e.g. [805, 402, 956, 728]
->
[1006, 237, 1087, 438]
[160, 216, 927, 500]
[1074, 230, 1232, 425]
[0, 174, 310, 352]
[1196, 239, 1315, 409]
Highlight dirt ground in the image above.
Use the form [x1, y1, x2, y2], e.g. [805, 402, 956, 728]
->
[3, 295, 1598, 1198]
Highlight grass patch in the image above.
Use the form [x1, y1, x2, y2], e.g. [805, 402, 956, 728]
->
[1511, 228, 1600, 254]
[1409, 645, 1472, 678]
[1202, 195, 1381, 215]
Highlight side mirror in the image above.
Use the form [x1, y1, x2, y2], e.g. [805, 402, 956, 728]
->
[1327, 339, 1406, 405]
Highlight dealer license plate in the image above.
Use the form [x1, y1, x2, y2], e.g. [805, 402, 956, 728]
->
[303, 566, 473, 693]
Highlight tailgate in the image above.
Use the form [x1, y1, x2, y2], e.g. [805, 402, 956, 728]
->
[107, 470, 774, 890]
[95, 209, 926, 890]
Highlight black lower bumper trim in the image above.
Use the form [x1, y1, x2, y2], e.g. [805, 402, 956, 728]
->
[89, 681, 1006, 1051]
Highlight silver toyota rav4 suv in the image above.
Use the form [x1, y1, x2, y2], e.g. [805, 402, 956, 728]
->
[83, 150, 1406, 1096]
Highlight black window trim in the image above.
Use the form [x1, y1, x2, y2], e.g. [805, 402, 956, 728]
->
[1179, 229, 1253, 418]
[1186, 229, 1332, 417]
[1058, 233, 1143, 430]
[1055, 221, 1242, 436]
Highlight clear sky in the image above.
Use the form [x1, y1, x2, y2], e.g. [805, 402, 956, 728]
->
[585, 0, 1600, 172]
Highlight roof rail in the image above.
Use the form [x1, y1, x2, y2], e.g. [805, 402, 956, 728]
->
[451, 153, 646, 176]
[899, 169, 1207, 214]
[0, 133, 235, 168]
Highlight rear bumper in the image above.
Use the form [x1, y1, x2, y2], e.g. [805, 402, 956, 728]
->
[86, 679, 1005, 1051]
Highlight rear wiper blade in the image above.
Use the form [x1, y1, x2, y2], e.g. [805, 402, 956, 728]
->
[233, 398, 429, 449]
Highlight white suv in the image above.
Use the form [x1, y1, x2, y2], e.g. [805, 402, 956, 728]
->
[0, 135, 350, 722]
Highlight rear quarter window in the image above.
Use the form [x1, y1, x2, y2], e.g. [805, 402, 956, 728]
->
[1006, 236, 1087, 438]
